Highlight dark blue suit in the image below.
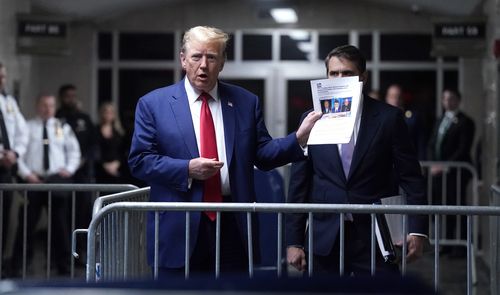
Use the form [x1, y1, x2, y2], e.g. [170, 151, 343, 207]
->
[286, 96, 427, 265]
[129, 79, 304, 268]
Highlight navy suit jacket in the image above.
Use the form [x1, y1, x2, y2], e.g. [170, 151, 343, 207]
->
[286, 96, 427, 256]
[128, 79, 304, 268]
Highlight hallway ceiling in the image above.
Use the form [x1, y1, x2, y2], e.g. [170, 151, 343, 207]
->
[31, 0, 484, 21]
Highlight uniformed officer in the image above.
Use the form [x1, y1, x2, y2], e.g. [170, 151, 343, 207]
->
[18, 94, 81, 275]
[56, 84, 96, 238]
[0, 62, 29, 277]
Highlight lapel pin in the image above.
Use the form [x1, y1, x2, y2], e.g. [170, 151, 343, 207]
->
[228, 101, 233, 107]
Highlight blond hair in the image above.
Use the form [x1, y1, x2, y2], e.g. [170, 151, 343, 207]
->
[99, 102, 124, 136]
[181, 26, 229, 57]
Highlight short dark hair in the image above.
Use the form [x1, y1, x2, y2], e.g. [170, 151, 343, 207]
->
[324, 45, 366, 75]
[443, 88, 462, 100]
[58, 84, 76, 97]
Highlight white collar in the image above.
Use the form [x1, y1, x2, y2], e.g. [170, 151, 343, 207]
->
[184, 77, 219, 104]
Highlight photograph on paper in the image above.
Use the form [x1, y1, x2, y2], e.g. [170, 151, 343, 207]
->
[308, 76, 363, 145]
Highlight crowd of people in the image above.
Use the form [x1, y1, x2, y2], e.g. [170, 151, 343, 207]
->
[0, 62, 131, 277]
[0, 24, 477, 279]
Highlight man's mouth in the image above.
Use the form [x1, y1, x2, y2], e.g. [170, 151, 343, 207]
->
[198, 73, 208, 80]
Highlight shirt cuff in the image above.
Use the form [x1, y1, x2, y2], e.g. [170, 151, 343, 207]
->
[188, 177, 193, 189]
[409, 233, 428, 239]
[301, 145, 308, 156]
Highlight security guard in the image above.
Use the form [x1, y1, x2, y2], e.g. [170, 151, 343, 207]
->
[0, 62, 28, 277]
[17, 94, 80, 276]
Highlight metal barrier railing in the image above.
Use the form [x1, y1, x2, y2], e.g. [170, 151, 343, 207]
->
[0, 183, 138, 280]
[490, 184, 500, 295]
[420, 161, 479, 248]
[86, 197, 500, 295]
[72, 187, 150, 280]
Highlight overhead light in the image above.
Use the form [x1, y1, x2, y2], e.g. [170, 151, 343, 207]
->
[288, 30, 309, 41]
[270, 8, 298, 24]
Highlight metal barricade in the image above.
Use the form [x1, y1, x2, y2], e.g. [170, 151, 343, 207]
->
[420, 161, 479, 249]
[74, 187, 150, 281]
[0, 183, 138, 280]
[86, 191, 500, 295]
[491, 184, 500, 295]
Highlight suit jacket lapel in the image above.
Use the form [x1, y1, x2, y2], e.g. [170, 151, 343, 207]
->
[170, 81, 199, 158]
[219, 84, 235, 166]
[348, 98, 380, 179]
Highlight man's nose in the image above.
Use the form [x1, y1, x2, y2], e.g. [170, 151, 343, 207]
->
[200, 56, 208, 68]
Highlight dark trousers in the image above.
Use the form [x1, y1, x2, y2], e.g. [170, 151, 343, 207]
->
[431, 168, 471, 240]
[311, 221, 399, 276]
[23, 174, 72, 274]
[0, 168, 14, 276]
[157, 211, 248, 279]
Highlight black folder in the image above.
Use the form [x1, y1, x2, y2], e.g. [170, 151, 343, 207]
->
[375, 213, 399, 264]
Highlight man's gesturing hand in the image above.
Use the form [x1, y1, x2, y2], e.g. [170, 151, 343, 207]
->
[188, 157, 224, 180]
[296, 111, 322, 147]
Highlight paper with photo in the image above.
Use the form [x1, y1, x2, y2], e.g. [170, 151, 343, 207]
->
[308, 76, 364, 145]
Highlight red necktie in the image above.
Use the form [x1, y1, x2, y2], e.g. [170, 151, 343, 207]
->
[199, 92, 222, 221]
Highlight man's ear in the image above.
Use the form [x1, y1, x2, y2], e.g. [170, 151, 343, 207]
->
[180, 52, 187, 71]
[359, 71, 368, 84]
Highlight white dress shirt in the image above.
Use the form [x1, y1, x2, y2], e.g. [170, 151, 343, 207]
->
[0, 93, 28, 157]
[18, 117, 81, 178]
[184, 78, 230, 195]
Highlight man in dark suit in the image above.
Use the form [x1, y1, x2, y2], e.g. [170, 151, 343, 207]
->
[385, 84, 426, 160]
[322, 100, 331, 114]
[128, 26, 321, 276]
[286, 45, 427, 275]
[341, 98, 351, 112]
[332, 99, 341, 113]
[428, 89, 475, 249]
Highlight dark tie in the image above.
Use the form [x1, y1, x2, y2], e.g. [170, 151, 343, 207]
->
[435, 115, 452, 160]
[0, 108, 10, 151]
[341, 134, 355, 178]
[199, 92, 222, 221]
[43, 121, 50, 171]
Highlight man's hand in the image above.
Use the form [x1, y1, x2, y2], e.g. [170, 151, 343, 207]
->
[0, 150, 17, 168]
[296, 111, 322, 147]
[430, 164, 444, 176]
[58, 169, 72, 178]
[404, 235, 426, 263]
[103, 160, 121, 176]
[287, 246, 306, 272]
[188, 157, 224, 180]
[25, 173, 42, 183]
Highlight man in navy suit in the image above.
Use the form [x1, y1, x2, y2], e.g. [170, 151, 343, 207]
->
[286, 45, 427, 275]
[128, 26, 321, 276]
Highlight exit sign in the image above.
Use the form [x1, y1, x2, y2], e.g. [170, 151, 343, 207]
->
[18, 20, 67, 38]
[434, 23, 485, 39]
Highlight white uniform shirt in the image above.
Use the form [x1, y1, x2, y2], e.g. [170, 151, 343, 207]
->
[18, 117, 81, 178]
[0, 93, 28, 157]
[184, 78, 230, 195]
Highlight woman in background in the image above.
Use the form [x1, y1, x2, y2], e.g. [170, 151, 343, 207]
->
[95, 102, 125, 183]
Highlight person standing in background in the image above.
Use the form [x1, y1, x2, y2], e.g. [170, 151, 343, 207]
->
[18, 94, 81, 275]
[95, 102, 125, 184]
[385, 84, 426, 160]
[428, 89, 475, 255]
[0, 62, 29, 277]
[56, 84, 97, 246]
